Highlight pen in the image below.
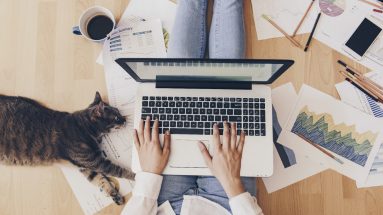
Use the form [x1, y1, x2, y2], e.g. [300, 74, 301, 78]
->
[304, 13, 321, 52]
[338, 60, 383, 91]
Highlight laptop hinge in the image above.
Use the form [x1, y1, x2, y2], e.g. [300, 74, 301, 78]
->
[155, 75, 252, 90]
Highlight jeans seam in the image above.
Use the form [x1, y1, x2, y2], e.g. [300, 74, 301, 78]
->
[199, 0, 207, 58]
[213, 0, 221, 57]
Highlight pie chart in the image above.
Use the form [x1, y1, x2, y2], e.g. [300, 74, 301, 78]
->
[319, 0, 346, 17]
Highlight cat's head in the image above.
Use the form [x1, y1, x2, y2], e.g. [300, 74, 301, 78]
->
[87, 92, 126, 131]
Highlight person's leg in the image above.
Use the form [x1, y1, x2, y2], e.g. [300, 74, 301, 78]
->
[157, 175, 198, 215]
[196, 176, 256, 213]
[209, 0, 245, 58]
[167, 0, 208, 58]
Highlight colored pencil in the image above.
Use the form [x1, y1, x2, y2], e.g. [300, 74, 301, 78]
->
[262, 14, 303, 48]
[338, 70, 382, 102]
[337, 60, 383, 92]
[296, 133, 344, 164]
[304, 12, 322, 52]
[292, 0, 316, 37]
[339, 69, 383, 102]
[345, 78, 380, 102]
[359, 0, 383, 9]
[373, 8, 383, 13]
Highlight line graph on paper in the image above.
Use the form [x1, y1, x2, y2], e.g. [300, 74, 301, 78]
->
[291, 106, 378, 166]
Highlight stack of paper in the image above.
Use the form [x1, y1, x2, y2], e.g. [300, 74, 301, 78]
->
[336, 71, 383, 188]
[264, 83, 383, 193]
[251, 0, 383, 71]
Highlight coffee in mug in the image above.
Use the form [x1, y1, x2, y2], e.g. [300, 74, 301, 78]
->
[72, 6, 115, 42]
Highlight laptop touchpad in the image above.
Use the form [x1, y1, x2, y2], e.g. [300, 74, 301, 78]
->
[169, 139, 210, 168]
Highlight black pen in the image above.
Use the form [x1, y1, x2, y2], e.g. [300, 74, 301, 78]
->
[345, 78, 379, 102]
[304, 12, 321, 52]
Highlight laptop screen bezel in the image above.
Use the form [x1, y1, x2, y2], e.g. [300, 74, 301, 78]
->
[115, 58, 294, 84]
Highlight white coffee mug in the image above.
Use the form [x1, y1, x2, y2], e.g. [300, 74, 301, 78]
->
[72, 6, 115, 42]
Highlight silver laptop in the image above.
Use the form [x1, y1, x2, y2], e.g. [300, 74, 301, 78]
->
[116, 58, 294, 177]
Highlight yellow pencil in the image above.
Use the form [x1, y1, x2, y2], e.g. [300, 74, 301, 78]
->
[262, 14, 303, 49]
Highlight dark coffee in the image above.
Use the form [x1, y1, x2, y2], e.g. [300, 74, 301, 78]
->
[86, 15, 114, 40]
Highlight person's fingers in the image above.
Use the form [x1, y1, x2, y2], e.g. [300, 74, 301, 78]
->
[138, 120, 144, 144]
[222, 121, 230, 151]
[230, 123, 237, 150]
[197, 141, 213, 169]
[237, 130, 246, 154]
[212, 123, 221, 150]
[163, 130, 171, 156]
[152, 119, 159, 143]
[144, 116, 151, 143]
[133, 129, 140, 150]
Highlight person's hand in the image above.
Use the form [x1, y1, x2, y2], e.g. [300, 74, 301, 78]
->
[198, 122, 246, 198]
[133, 116, 171, 175]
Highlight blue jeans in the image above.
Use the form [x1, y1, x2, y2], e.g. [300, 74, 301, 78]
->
[160, 0, 253, 214]
[167, 0, 245, 58]
[158, 176, 256, 214]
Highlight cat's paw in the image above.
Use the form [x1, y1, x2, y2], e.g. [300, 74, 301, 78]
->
[110, 190, 125, 205]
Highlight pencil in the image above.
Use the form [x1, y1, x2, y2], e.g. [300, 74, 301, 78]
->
[292, 0, 316, 37]
[344, 68, 383, 99]
[337, 60, 383, 91]
[338, 70, 381, 102]
[359, 0, 383, 9]
[339, 70, 383, 102]
[296, 133, 344, 164]
[304, 12, 321, 52]
[262, 14, 303, 48]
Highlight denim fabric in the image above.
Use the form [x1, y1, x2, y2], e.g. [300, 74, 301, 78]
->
[167, 0, 208, 58]
[167, 0, 245, 58]
[209, 0, 245, 58]
[158, 175, 256, 214]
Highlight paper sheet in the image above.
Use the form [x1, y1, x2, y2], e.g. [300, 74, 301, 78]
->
[262, 83, 327, 193]
[107, 19, 167, 59]
[251, 0, 383, 70]
[335, 72, 383, 117]
[118, 0, 176, 33]
[96, 0, 176, 64]
[58, 126, 135, 215]
[251, 0, 320, 40]
[313, 0, 383, 71]
[278, 85, 383, 183]
[336, 72, 383, 187]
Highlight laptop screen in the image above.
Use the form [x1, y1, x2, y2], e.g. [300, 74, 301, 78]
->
[115, 58, 294, 84]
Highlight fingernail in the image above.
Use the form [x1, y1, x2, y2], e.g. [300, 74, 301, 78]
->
[166, 130, 170, 135]
[146, 116, 150, 120]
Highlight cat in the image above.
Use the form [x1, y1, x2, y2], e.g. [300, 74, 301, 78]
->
[0, 92, 135, 205]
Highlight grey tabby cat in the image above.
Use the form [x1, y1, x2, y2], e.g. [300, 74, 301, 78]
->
[0, 92, 135, 205]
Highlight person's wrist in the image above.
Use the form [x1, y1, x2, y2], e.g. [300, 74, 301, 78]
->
[221, 178, 245, 198]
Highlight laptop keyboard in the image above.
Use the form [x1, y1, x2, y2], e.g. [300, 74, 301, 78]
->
[141, 96, 266, 136]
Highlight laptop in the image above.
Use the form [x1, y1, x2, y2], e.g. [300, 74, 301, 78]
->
[115, 58, 294, 177]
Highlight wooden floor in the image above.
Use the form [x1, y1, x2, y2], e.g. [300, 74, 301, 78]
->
[0, 0, 382, 214]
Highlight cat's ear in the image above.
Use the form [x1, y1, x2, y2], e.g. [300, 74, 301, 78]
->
[91, 102, 105, 121]
[93, 91, 102, 104]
